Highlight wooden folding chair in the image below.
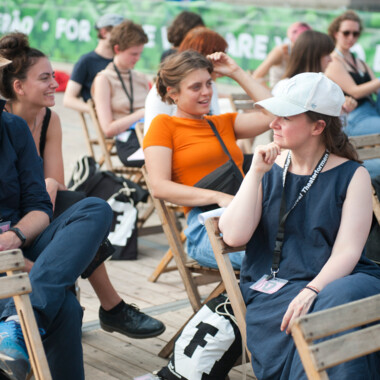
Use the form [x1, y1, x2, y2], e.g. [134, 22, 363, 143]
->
[135, 123, 178, 282]
[291, 294, 380, 380]
[142, 167, 229, 357]
[77, 111, 98, 160]
[230, 93, 255, 113]
[205, 217, 251, 363]
[229, 93, 255, 154]
[349, 133, 380, 264]
[87, 99, 144, 185]
[87, 99, 163, 237]
[0, 249, 51, 380]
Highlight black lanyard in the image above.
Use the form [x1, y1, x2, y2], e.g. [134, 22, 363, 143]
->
[268, 150, 330, 279]
[113, 63, 134, 114]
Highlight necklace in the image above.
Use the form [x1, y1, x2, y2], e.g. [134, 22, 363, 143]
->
[334, 48, 364, 77]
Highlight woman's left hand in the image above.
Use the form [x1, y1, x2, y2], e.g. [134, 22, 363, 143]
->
[280, 288, 317, 334]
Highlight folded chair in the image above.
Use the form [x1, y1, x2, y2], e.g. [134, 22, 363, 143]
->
[291, 294, 380, 380]
[142, 167, 229, 358]
[0, 249, 51, 380]
[205, 217, 251, 362]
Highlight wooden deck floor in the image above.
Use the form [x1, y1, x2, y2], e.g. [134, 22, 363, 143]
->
[79, 233, 256, 379]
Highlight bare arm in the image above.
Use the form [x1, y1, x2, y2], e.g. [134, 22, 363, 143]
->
[43, 110, 66, 208]
[252, 45, 284, 80]
[208, 52, 273, 138]
[219, 143, 281, 246]
[325, 57, 380, 99]
[281, 166, 372, 333]
[93, 74, 144, 138]
[63, 80, 89, 113]
[144, 146, 233, 208]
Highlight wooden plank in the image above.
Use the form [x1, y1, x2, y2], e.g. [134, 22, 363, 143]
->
[205, 218, 252, 366]
[0, 273, 31, 298]
[355, 147, 380, 161]
[297, 294, 380, 340]
[349, 134, 380, 147]
[0, 249, 25, 272]
[291, 322, 328, 380]
[14, 293, 52, 380]
[311, 324, 380, 371]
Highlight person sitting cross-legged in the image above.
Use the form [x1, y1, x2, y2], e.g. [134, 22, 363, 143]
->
[0, 31, 165, 344]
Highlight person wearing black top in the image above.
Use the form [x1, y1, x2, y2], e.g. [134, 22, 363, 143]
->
[326, 10, 380, 177]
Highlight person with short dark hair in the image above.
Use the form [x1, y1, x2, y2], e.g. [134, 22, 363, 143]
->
[92, 20, 150, 167]
[219, 72, 380, 379]
[160, 11, 204, 62]
[63, 13, 124, 113]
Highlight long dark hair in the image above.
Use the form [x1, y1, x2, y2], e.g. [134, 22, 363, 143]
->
[0, 32, 46, 100]
[306, 111, 360, 162]
[283, 31, 334, 78]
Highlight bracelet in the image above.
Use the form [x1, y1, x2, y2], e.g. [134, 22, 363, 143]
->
[304, 285, 319, 295]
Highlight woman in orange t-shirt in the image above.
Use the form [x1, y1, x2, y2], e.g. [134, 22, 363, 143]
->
[143, 50, 273, 269]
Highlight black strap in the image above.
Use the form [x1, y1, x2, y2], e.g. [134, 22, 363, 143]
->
[342, 53, 376, 105]
[39, 108, 51, 159]
[268, 150, 330, 279]
[206, 119, 243, 181]
[113, 63, 134, 114]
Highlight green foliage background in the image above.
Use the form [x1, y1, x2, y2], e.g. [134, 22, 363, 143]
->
[1, 0, 380, 77]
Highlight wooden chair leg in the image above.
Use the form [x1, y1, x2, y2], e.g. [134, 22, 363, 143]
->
[13, 293, 52, 380]
[148, 230, 185, 283]
[149, 249, 174, 282]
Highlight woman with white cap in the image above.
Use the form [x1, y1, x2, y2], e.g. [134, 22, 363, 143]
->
[218, 71, 380, 379]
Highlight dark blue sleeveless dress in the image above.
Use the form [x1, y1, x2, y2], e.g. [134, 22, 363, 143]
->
[240, 161, 380, 380]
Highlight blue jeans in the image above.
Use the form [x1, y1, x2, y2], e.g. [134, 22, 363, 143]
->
[185, 207, 244, 270]
[1, 197, 113, 380]
[345, 98, 380, 178]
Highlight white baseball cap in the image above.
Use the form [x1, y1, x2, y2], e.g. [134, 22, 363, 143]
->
[95, 14, 124, 29]
[256, 72, 345, 117]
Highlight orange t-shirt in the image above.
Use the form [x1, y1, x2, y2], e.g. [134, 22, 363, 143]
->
[143, 113, 243, 211]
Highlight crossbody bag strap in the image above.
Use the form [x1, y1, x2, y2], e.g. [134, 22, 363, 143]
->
[206, 119, 243, 181]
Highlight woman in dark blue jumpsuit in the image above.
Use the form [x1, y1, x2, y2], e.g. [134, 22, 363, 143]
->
[219, 72, 380, 380]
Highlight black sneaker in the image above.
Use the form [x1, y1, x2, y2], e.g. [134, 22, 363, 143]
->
[99, 303, 165, 339]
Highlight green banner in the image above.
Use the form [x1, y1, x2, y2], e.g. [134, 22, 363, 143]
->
[1, 1, 380, 76]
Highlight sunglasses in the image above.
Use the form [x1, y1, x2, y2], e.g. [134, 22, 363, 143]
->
[340, 30, 360, 38]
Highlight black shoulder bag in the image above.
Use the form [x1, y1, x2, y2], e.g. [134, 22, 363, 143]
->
[193, 119, 244, 211]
